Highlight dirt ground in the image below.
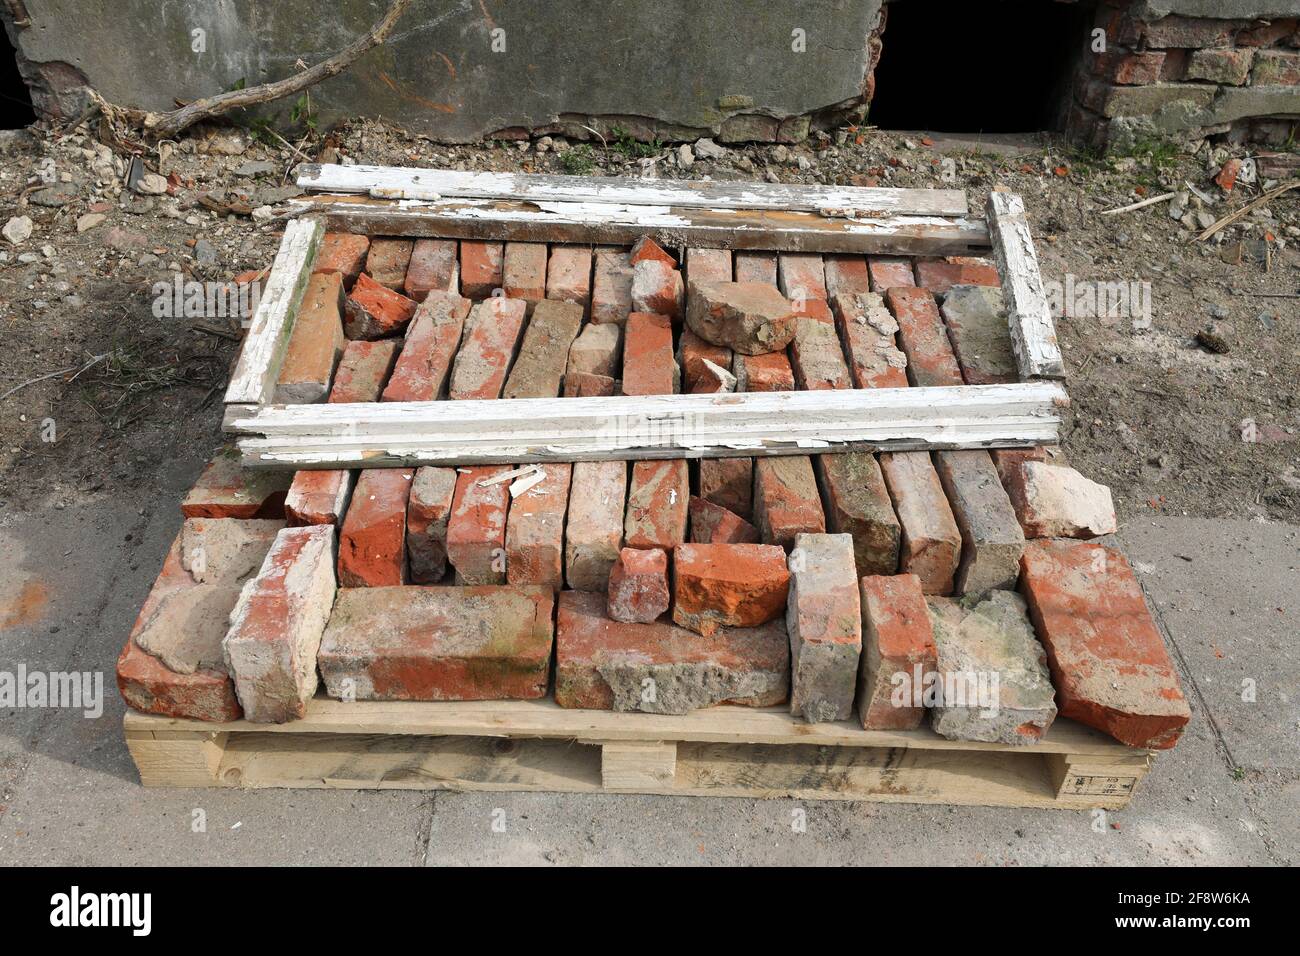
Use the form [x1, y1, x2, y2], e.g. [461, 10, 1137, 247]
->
[0, 118, 1296, 525]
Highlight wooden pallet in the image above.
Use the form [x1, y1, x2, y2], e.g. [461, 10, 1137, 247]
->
[124, 696, 1152, 810]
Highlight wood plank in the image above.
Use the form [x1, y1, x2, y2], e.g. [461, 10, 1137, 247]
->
[297, 163, 970, 217]
[223, 219, 323, 406]
[226, 382, 1068, 469]
[285, 195, 989, 257]
[986, 192, 1066, 380]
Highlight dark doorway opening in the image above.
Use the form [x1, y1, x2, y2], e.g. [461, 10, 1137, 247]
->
[0, 27, 35, 128]
[870, 0, 1094, 133]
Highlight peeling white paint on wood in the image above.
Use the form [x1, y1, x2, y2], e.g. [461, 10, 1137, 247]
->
[987, 192, 1066, 381]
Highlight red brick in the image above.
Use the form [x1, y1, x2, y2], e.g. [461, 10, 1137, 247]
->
[1141, 14, 1242, 49]
[1216, 157, 1243, 192]
[621, 311, 679, 395]
[505, 463, 572, 589]
[631, 258, 685, 319]
[447, 297, 528, 400]
[338, 468, 413, 587]
[879, 452, 961, 595]
[328, 339, 400, 403]
[913, 258, 1000, 296]
[678, 328, 733, 394]
[867, 256, 916, 293]
[792, 297, 833, 325]
[563, 371, 617, 396]
[275, 272, 345, 403]
[733, 251, 777, 284]
[591, 250, 634, 324]
[313, 233, 369, 286]
[685, 247, 732, 286]
[790, 317, 852, 390]
[777, 253, 827, 302]
[407, 466, 457, 583]
[992, 447, 1048, 487]
[555, 590, 789, 712]
[934, 450, 1025, 597]
[607, 546, 670, 623]
[858, 573, 937, 730]
[630, 235, 677, 267]
[344, 272, 418, 340]
[459, 241, 504, 299]
[566, 322, 622, 379]
[182, 446, 289, 519]
[1020, 540, 1191, 749]
[502, 241, 548, 312]
[1005, 461, 1117, 539]
[673, 542, 790, 636]
[815, 453, 900, 576]
[831, 291, 909, 389]
[502, 299, 583, 399]
[224, 525, 336, 722]
[565, 460, 627, 591]
[1187, 47, 1254, 85]
[688, 495, 760, 544]
[446, 466, 510, 585]
[939, 285, 1018, 386]
[381, 291, 472, 402]
[1105, 50, 1166, 86]
[1252, 49, 1300, 84]
[404, 239, 459, 302]
[687, 281, 798, 355]
[546, 246, 593, 314]
[286, 470, 355, 527]
[318, 585, 554, 701]
[787, 532, 861, 722]
[699, 458, 753, 518]
[365, 238, 414, 291]
[733, 350, 795, 392]
[753, 456, 826, 549]
[823, 255, 871, 296]
[625, 459, 689, 549]
[1236, 18, 1298, 47]
[885, 286, 963, 388]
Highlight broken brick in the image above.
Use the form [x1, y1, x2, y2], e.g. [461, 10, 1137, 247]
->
[673, 542, 790, 637]
[338, 468, 413, 587]
[678, 328, 733, 394]
[285, 470, 355, 527]
[630, 236, 676, 267]
[790, 316, 852, 391]
[687, 281, 797, 356]
[733, 350, 795, 392]
[344, 272, 419, 340]
[699, 457, 753, 518]
[688, 496, 760, 544]
[1005, 461, 1117, 539]
[607, 546, 670, 623]
[365, 238, 414, 292]
[313, 232, 370, 286]
[566, 322, 622, 379]
[631, 258, 685, 319]
[831, 291, 909, 390]
[407, 466, 457, 583]
[563, 371, 617, 396]
[182, 446, 289, 520]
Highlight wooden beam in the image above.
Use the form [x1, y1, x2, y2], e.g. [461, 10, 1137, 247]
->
[297, 163, 970, 217]
[229, 382, 1068, 469]
[223, 218, 323, 406]
[285, 195, 990, 257]
[987, 191, 1066, 380]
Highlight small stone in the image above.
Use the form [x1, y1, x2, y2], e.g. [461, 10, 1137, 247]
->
[134, 172, 169, 195]
[3, 215, 32, 244]
[76, 213, 106, 233]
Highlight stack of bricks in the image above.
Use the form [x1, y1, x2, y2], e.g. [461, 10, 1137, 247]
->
[119, 232, 1190, 752]
[1070, 1, 1300, 151]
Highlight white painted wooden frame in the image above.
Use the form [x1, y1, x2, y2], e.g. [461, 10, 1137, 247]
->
[228, 382, 1069, 469]
[987, 192, 1066, 380]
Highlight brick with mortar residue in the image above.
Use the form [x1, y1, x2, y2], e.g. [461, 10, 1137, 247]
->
[625, 459, 689, 549]
[621, 311, 679, 395]
[699, 458, 753, 519]
[223, 524, 336, 723]
[606, 546, 670, 623]
[1252, 49, 1300, 85]
[381, 291, 471, 402]
[831, 291, 908, 390]
[815, 452, 900, 576]
[506, 463, 572, 589]
[404, 239, 459, 302]
[685, 247, 732, 286]
[314, 233, 370, 286]
[344, 272, 418, 340]
[630, 236, 676, 267]
[867, 256, 917, 293]
[631, 258, 685, 319]
[447, 297, 528, 401]
[823, 255, 871, 297]
[688, 281, 798, 356]
[459, 240, 504, 299]
[786, 532, 861, 723]
[790, 316, 852, 391]
[991, 447, 1048, 488]
[286, 470, 355, 527]
[318, 585, 554, 701]
[933, 450, 1025, 597]
[546, 245, 593, 313]
[885, 286, 964, 388]
[328, 339, 400, 403]
[565, 460, 627, 591]
[555, 590, 789, 713]
[792, 297, 833, 326]
[1004, 461, 1117, 539]
[182, 445, 289, 519]
[446, 466, 511, 585]
[407, 466, 457, 584]
[733, 350, 795, 392]
[858, 573, 936, 731]
[673, 542, 790, 637]
[563, 371, 617, 396]
[566, 322, 622, 379]
[274, 271, 345, 403]
[777, 252, 827, 302]
[879, 452, 961, 595]
[338, 469, 413, 587]
[678, 328, 733, 394]
[365, 238, 414, 291]
[591, 250, 634, 324]
[733, 251, 777, 284]
[1187, 47, 1254, 85]
[1020, 539, 1191, 749]
[688, 495, 760, 544]
[940, 284, 1017, 385]
[503, 242, 548, 312]
[913, 258, 1000, 297]
[753, 456, 826, 549]
[503, 299, 583, 399]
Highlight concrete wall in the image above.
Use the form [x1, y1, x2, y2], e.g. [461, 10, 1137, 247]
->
[2, 0, 883, 142]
